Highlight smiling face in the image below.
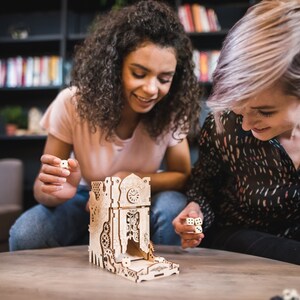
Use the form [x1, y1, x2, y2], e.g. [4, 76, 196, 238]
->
[232, 85, 300, 141]
[121, 42, 177, 115]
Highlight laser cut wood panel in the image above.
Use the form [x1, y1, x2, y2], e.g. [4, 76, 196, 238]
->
[88, 173, 179, 283]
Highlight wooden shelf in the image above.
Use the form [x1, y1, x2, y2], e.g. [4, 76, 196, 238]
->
[0, 86, 61, 92]
[0, 135, 47, 141]
[0, 35, 63, 44]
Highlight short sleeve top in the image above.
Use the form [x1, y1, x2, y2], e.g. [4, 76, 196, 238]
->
[40, 87, 185, 185]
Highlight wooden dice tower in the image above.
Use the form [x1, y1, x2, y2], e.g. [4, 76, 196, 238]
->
[88, 173, 179, 283]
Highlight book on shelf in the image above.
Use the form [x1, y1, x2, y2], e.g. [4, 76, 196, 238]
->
[184, 4, 195, 32]
[25, 57, 34, 87]
[40, 56, 50, 86]
[0, 60, 6, 87]
[200, 51, 209, 82]
[178, 5, 192, 32]
[193, 50, 220, 83]
[207, 8, 221, 32]
[191, 4, 203, 32]
[32, 56, 41, 87]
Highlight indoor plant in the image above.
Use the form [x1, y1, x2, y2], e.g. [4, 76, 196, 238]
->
[0, 106, 23, 136]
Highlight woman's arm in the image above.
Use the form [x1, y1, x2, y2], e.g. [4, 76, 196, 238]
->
[148, 137, 191, 193]
[33, 134, 81, 207]
[173, 113, 224, 248]
[113, 137, 191, 193]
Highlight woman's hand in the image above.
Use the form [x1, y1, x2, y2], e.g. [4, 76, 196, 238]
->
[172, 201, 205, 249]
[37, 154, 81, 201]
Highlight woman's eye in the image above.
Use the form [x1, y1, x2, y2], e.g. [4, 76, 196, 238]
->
[158, 76, 173, 84]
[258, 111, 275, 117]
[131, 70, 173, 83]
[132, 72, 145, 79]
[159, 78, 171, 84]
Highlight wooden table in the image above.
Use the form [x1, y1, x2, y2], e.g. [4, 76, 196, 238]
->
[0, 245, 299, 300]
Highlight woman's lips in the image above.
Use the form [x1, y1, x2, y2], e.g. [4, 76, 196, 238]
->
[252, 127, 270, 133]
[134, 94, 155, 105]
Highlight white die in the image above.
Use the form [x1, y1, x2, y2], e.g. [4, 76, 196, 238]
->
[194, 217, 203, 226]
[186, 218, 195, 225]
[154, 256, 165, 263]
[60, 160, 69, 169]
[194, 226, 203, 233]
[283, 289, 300, 300]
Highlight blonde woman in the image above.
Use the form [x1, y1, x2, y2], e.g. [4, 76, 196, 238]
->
[173, 0, 300, 264]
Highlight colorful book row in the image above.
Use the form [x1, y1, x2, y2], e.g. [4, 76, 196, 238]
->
[178, 4, 221, 33]
[0, 56, 63, 88]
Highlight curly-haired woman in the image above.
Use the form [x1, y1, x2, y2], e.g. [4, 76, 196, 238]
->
[9, 0, 201, 250]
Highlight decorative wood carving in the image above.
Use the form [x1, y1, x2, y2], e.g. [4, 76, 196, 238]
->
[88, 173, 179, 282]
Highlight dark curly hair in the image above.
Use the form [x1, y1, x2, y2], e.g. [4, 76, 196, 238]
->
[71, 0, 201, 140]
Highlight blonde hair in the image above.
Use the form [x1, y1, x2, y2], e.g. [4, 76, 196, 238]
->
[207, 0, 300, 128]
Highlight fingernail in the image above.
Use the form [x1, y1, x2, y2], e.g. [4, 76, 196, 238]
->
[62, 169, 70, 176]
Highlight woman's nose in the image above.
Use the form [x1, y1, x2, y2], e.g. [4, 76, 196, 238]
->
[241, 113, 256, 131]
[143, 78, 158, 95]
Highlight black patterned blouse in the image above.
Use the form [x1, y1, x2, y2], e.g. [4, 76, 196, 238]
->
[187, 111, 300, 239]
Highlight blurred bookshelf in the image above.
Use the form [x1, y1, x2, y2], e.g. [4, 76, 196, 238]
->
[0, 0, 257, 208]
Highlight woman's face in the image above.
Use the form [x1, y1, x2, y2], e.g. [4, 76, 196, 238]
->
[122, 42, 177, 114]
[233, 85, 300, 141]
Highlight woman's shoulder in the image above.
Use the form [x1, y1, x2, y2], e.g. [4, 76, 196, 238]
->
[203, 111, 240, 128]
[51, 86, 78, 110]
[56, 86, 77, 101]
[201, 110, 242, 136]
[221, 111, 242, 128]
[44, 87, 78, 118]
